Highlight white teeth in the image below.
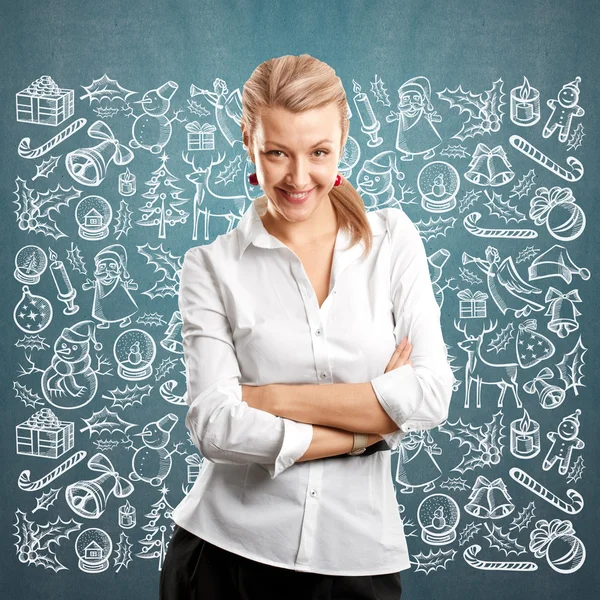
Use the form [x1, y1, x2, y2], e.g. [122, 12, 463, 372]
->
[282, 189, 311, 198]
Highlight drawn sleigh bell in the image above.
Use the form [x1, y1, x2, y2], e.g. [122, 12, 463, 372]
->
[66, 120, 134, 187]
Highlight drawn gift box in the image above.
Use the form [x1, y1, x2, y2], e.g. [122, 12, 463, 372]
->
[185, 121, 216, 151]
[16, 76, 74, 126]
[458, 289, 488, 318]
[186, 454, 203, 483]
[16, 408, 74, 459]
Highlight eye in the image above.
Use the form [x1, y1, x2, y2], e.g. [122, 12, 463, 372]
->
[313, 150, 329, 158]
[266, 150, 284, 157]
[72, 345, 77, 350]
[61, 343, 67, 349]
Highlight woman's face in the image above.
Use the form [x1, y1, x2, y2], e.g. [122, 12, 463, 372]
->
[244, 103, 342, 224]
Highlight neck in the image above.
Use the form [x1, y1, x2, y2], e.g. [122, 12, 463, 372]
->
[260, 195, 338, 248]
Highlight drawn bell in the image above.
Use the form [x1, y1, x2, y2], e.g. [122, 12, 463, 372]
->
[544, 287, 582, 338]
[464, 144, 514, 187]
[464, 476, 515, 519]
[523, 366, 566, 410]
[65, 452, 134, 519]
[66, 120, 134, 187]
[160, 311, 183, 354]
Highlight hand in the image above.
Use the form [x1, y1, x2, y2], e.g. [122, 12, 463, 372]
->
[384, 337, 412, 373]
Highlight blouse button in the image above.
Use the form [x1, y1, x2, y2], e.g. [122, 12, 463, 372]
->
[320, 372, 328, 379]
[309, 490, 317, 498]
[315, 329, 322, 336]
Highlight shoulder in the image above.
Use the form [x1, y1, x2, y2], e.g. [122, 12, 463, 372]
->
[182, 230, 238, 270]
[370, 207, 423, 253]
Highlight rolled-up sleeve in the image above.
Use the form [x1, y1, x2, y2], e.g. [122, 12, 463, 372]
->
[179, 247, 313, 478]
[370, 209, 456, 450]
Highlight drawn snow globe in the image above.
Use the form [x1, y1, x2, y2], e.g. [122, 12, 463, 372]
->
[114, 328, 156, 380]
[417, 161, 460, 213]
[75, 528, 113, 573]
[14, 245, 48, 284]
[75, 195, 113, 240]
[417, 493, 460, 545]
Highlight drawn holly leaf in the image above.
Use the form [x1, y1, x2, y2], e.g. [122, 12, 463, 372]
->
[484, 190, 526, 223]
[114, 199, 134, 239]
[14, 510, 82, 572]
[440, 477, 470, 491]
[80, 406, 136, 437]
[412, 548, 457, 574]
[414, 215, 457, 241]
[102, 384, 153, 410]
[114, 532, 133, 572]
[484, 523, 526, 556]
[371, 74, 390, 106]
[32, 488, 61, 513]
[509, 501, 536, 532]
[13, 177, 81, 239]
[32, 155, 61, 181]
[459, 522, 482, 546]
[65, 242, 87, 275]
[80, 74, 137, 104]
[137, 243, 183, 282]
[509, 169, 537, 199]
[556, 335, 586, 396]
[567, 455, 585, 484]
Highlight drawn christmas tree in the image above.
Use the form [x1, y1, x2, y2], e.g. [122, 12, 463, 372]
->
[137, 153, 189, 239]
[136, 485, 176, 570]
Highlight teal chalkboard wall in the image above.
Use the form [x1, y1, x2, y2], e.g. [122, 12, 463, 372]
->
[1, 0, 599, 598]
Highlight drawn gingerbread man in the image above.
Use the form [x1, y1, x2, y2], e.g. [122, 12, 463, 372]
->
[542, 409, 584, 475]
[542, 77, 584, 143]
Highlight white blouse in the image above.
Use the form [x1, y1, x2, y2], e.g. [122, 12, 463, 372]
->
[172, 198, 455, 576]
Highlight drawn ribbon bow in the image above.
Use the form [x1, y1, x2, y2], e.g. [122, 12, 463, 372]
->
[87, 120, 134, 166]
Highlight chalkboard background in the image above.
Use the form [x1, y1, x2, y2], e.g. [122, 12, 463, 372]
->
[1, 0, 599, 598]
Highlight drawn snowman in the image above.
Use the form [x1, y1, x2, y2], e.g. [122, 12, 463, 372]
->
[40, 320, 107, 409]
[129, 414, 185, 486]
[128, 82, 186, 154]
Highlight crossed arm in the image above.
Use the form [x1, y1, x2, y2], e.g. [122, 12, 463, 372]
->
[241, 382, 400, 436]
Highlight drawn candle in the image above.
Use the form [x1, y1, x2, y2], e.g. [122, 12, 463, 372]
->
[510, 409, 541, 459]
[510, 77, 540, 126]
[352, 80, 377, 130]
[118, 167, 136, 196]
[118, 499, 136, 529]
[48, 247, 79, 315]
[352, 79, 382, 147]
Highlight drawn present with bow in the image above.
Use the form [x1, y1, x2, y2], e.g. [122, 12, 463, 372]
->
[185, 121, 216, 151]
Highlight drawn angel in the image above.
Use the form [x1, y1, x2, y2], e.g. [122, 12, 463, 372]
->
[462, 247, 545, 318]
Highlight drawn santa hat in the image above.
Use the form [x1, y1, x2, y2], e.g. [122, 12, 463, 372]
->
[94, 244, 131, 279]
[60, 320, 103, 351]
[362, 151, 405, 181]
[398, 76, 435, 111]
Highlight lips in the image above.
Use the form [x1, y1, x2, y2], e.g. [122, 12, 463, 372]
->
[277, 187, 314, 204]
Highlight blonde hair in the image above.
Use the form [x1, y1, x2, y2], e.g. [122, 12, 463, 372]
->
[241, 54, 373, 259]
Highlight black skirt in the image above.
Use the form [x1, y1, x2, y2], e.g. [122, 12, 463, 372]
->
[160, 524, 402, 600]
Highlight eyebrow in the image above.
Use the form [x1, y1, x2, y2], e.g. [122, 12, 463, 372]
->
[263, 139, 334, 150]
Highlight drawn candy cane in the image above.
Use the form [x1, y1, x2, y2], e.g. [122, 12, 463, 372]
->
[464, 545, 538, 571]
[463, 212, 538, 238]
[18, 450, 87, 491]
[509, 467, 584, 514]
[509, 135, 584, 182]
[18, 118, 87, 159]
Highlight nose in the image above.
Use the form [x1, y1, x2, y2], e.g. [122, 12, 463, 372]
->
[286, 158, 311, 189]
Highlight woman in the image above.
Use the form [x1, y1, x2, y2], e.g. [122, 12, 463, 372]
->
[160, 54, 454, 600]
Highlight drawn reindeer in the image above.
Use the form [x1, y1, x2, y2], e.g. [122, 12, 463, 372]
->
[454, 319, 522, 409]
[182, 151, 251, 241]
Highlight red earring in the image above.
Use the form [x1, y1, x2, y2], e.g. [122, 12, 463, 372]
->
[248, 173, 258, 186]
[334, 174, 342, 187]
